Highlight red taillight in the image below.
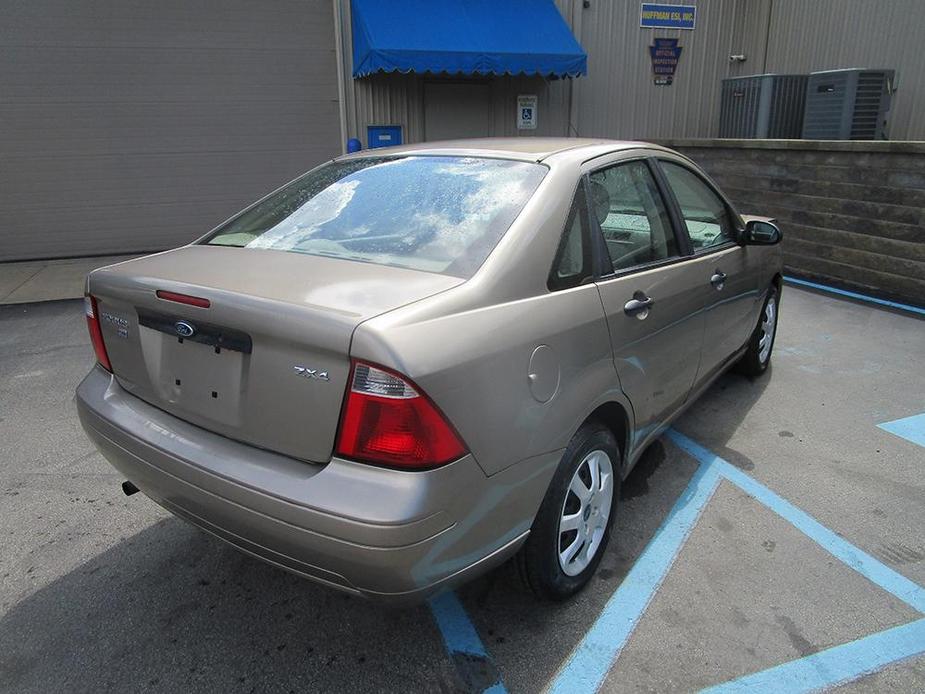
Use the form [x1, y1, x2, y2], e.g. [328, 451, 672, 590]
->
[84, 295, 112, 372]
[335, 361, 467, 469]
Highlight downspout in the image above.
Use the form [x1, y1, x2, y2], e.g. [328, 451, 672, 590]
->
[761, 0, 774, 73]
[567, 0, 584, 136]
[332, 0, 349, 154]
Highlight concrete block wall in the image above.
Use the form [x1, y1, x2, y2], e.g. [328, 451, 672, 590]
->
[659, 139, 925, 308]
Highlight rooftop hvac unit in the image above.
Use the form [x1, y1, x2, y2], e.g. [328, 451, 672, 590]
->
[802, 69, 895, 140]
[719, 74, 808, 138]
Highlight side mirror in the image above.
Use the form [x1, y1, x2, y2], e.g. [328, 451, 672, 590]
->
[743, 220, 782, 245]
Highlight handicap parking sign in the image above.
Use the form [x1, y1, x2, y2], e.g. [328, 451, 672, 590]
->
[517, 95, 538, 130]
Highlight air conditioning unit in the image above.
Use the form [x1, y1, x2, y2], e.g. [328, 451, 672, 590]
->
[802, 69, 895, 140]
[719, 74, 808, 138]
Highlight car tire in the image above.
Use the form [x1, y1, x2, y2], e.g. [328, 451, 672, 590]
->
[516, 421, 621, 601]
[736, 284, 779, 378]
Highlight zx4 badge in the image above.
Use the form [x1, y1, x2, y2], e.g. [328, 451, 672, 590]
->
[293, 366, 329, 381]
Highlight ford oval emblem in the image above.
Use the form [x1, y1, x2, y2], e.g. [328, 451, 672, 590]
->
[174, 320, 196, 338]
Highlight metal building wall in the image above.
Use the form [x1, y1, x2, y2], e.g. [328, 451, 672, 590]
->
[1, 0, 341, 261]
[559, 0, 925, 141]
[336, 0, 750, 145]
[572, 0, 744, 139]
[340, 72, 572, 145]
[337, 0, 925, 147]
[762, 0, 925, 140]
[335, 0, 575, 147]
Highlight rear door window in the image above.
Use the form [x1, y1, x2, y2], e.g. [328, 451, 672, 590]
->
[205, 156, 547, 278]
[588, 160, 679, 272]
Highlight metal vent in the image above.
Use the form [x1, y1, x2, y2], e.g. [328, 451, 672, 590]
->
[719, 74, 808, 138]
[802, 69, 894, 140]
[851, 72, 892, 139]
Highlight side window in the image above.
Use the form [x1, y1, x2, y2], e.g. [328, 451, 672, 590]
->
[660, 161, 736, 251]
[548, 184, 592, 291]
[588, 160, 678, 272]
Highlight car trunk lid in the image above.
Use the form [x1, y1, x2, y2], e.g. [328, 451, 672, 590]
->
[88, 245, 463, 463]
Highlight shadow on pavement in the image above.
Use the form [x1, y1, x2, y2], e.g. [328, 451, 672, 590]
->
[0, 518, 462, 693]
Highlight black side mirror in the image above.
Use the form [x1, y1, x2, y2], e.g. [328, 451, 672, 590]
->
[743, 220, 782, 245]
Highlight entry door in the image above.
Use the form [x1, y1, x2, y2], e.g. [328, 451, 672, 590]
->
[657, 160, 758, 381]
[424, 82, 491, 141]
[589, 158, 705, 448]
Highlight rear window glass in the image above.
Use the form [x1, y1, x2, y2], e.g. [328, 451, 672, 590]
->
[204, 156, 547, 277]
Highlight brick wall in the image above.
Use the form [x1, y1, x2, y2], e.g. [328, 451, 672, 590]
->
[658, 139, 925, 308]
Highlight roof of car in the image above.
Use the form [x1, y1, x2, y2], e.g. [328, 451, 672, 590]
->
[337, 137, 673, 164]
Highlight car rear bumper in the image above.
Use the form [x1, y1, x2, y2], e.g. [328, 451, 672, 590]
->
[76, 366, 557, 604]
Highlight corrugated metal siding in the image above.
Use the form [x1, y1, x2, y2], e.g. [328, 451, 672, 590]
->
[573, 0, 742, 139]
[338, 0, 574, 145]
[351, 74, 428, 145]
[338, 1, 427, 144]
[340, 0, 747, 143]
[727, 0, 772, 78]
[764, 0, 924, 140]
[346, 73, 572, 145]
[488, 77, 572, 138]
[573, 0, 923, 140]
[0, 0, 341, 261]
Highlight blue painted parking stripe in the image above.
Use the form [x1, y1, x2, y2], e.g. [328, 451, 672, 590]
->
[700, 618, 925, 694]
[669, 429, 925, 614]
[446, 427, 923, 693]
[430, 591, 491, 657]
[548, 454, 722, 694]
[429, 591, 508, 693]
[783, 276, 925, 316]
[878, 412, 925, 450]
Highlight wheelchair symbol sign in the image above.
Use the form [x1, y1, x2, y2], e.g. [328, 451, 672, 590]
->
[517, 95, 538, 129]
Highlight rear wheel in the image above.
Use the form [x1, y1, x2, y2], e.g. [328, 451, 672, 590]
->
[517, 421, 620, 600]
[737, 285, 779, 377]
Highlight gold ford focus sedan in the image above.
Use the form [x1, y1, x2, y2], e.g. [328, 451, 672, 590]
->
[76, 139, 782, 604]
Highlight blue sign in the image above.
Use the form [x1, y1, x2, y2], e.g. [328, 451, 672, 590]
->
[640, 3, 696, 30]
[367, 124, 402, 149]
[649, 38, 683, 85]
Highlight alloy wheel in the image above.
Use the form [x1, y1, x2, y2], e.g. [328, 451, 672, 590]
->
[558, 449, 614, 576]
[758, 295, 777, 364]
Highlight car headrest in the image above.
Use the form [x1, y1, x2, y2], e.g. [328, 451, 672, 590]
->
[589, 181, 610, 225]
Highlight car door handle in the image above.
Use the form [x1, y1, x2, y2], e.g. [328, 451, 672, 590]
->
[710, 271, 727, 290]
[624, 292, 654, 319]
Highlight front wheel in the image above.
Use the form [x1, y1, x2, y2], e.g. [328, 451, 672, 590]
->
[737, 284, 779, 377]
[517, 421, 620, 600]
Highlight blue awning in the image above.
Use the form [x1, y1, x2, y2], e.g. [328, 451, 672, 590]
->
[351, 0, 587, 78]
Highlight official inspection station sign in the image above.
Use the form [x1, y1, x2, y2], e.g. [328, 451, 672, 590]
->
[640, 3, 696, 30]
[649, 38, 683, 85]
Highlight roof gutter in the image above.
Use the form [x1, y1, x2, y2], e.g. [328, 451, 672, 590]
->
[332, 0, 349, 155]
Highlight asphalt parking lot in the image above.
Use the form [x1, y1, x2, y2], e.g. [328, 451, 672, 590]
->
[1, 283, 923, 693]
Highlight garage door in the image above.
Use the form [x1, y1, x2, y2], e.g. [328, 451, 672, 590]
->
[0, 0, 341, 261]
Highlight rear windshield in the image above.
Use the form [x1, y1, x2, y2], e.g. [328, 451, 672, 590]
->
[204, 156, 547, 277]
